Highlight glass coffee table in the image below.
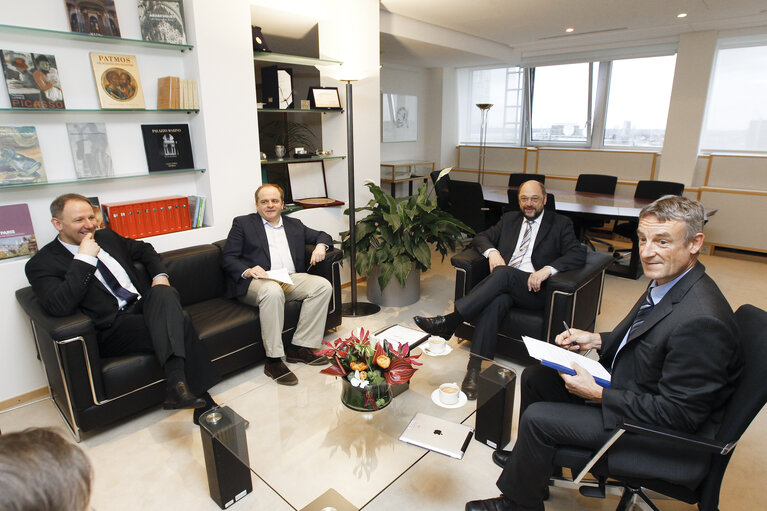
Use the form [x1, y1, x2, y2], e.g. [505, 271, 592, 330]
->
[199, 337, 517, 510]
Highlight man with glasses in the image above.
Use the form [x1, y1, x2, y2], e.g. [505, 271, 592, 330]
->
[414, 180, 585, 399]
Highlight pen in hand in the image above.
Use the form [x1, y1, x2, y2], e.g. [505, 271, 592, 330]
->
[563, 320, 579, 351]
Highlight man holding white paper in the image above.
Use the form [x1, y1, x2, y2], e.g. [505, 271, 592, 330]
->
[466, 195, 742, 511]
[221, 184, 332, 385]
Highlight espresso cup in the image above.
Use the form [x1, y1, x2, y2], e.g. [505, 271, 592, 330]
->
[439, 383, 460, 405]
[428, 336, 446, 354]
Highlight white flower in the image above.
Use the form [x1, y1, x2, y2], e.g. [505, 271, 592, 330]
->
[363, 178, 376, 185]
[350, 370, 369, 388]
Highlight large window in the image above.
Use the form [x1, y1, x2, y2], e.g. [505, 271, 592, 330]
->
[458, 54, 677, 150]
[603, 55, 676, 148]
[701, 44, 767, 152]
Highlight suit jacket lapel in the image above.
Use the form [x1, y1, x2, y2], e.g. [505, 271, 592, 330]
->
[532, 211, 553, 252]
[56, 235, 114, 299]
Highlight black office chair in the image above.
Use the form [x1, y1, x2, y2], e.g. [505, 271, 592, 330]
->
[505, 190, 556, 212]
[549, 304, 767, 511]
[573, 174, 618, 251]
[508, 173, 545, 188]
[613, 180, 685, 260]
[430, 169, 450, 211]
[448, 180, 496, 235]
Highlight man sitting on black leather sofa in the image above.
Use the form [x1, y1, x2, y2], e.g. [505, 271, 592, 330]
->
[414, 180, 586, 399]
[25, 193, 220, 425]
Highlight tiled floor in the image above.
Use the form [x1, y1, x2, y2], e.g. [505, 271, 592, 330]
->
[1, 250, 766, 510]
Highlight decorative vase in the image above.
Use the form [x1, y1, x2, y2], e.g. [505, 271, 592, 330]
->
[340, 378, 392, 412]
[366, 262, 420, 307]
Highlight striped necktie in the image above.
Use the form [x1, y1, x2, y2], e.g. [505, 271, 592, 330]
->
[96, 259, 139, 305]
[509, 220, 533, 268]
[612, 287, 654, 368]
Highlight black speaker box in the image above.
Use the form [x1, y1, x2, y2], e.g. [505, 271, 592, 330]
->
[199, 407, 253, 509]
[475, 364, 516, 450]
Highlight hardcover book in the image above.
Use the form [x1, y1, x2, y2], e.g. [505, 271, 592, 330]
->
[65, 0, 121, 37]
[0, 50, 66, 109]
[66, 123, 114, 179]
[138, 0, 187, 45]
[89, 52, 145, 109]
[0, 126, 47, 186]
[140, 124, 194, 171]
[156, 76, 179, 109]
[0, 203, 38, 260]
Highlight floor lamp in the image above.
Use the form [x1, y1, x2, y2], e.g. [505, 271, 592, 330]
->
[476, 103, 493, 184]
[341, 80, 380, 317]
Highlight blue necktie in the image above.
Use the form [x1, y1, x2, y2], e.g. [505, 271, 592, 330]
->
[96, 259, 139, 305]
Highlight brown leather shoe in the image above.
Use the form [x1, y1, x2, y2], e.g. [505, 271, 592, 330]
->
[285, 346, 329, 366]
[265, 360, 299, 385]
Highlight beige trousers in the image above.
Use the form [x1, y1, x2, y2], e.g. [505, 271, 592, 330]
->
[238, 273, 332, 358]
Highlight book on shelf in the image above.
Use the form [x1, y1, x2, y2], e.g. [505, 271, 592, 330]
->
[178, 79, 198, 109]
[86, 196, 106, 229]
[196, 196, 205, 228]
[157, 76, 180, 109]
[187, 195, 206, 228]
[0, 126, 47, 186]
[138, 0, 187, 45]
[0, 50, 66, 109]
[140, 123, 194, 171]
[0, 203, 38, 260]
[102, 196, 192, 239]
[89, 52, 146, 109]
[65, 0, 121, 37]
[67, 123, 114, 179]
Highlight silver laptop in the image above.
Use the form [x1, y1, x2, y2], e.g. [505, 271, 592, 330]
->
[399, 412, 474, 459]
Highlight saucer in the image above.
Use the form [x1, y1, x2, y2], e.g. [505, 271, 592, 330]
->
[430, 388, 468, 409]
[422, 343, 453, 357]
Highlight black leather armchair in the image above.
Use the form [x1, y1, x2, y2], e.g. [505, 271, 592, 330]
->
[15, 241, 343, 440]
[549, 304, 767, 511]
[451, 248, 613, 351]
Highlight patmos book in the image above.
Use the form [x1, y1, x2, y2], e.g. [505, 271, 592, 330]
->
[0, 50, 66, 109]
[138, 0, 187, 45]
[0, 204, 38, 260]
[89, 52, 145, 109]
[140, 124, 194, 171]
[65, 0, 121, 37]
[0, 126, 47, 186]
[66, 123, 114, 179]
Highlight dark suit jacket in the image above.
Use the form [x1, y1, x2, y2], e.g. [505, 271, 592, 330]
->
[471, 210, 586, 272]
[598, 262, 742, 487]
[25, 229, 166, 330]
[221, 213, 333, 299]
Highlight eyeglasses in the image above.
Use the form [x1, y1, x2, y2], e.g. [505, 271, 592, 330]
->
[519, 196, 542, 204]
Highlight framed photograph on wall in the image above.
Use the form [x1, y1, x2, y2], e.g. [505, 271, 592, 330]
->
[382, 93, 417, 142]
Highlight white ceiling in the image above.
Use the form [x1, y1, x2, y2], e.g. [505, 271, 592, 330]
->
[379, 0, 767, 67]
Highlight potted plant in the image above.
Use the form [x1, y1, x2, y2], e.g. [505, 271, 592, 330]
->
[340, 169, 473, 306]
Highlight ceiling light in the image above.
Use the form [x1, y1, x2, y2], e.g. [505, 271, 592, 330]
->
[677, 13, 688, 18]
[565, 27, 574, 33]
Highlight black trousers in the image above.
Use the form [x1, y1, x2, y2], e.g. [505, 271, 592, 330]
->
[96, 285, 220, 396]
[495, 364, 612, 511]
[454, 266, 545, 358]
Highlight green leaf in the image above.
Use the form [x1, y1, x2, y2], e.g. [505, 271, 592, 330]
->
[378, 262, 395, 291]
[392, 255, 413, 287]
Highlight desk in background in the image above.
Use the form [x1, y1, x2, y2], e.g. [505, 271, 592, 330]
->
[380, 160, 435, 197]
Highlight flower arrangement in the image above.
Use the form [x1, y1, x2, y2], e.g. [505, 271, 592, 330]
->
[317, 327, 422, 410]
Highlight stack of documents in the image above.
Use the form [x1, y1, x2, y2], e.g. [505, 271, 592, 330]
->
[522, 336, 611, 388]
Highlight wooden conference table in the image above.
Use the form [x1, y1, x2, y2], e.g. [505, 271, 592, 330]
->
[482, 185, 716, 279]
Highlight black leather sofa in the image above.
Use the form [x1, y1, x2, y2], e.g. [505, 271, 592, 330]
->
[451, 248, 613, 357]
[15, 241, 343, 440]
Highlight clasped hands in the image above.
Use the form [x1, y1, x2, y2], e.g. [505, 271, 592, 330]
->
[487, 250, 552, 292]
[555, 328, 604, 402]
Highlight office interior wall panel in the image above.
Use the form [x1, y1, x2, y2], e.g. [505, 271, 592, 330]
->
[536, 148, 658, 181]
[457, 146, 527, 172]
[706, 155, 767, 190]
[699, 189, 767, 252]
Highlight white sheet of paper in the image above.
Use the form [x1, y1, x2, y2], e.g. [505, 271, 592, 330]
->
[376, 324, 428, 349]
[522, 336, 611, 383]
[265, 268, 294, 285]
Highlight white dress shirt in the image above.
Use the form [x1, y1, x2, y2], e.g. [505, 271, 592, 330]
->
[483, 211, 558, 275]
[262, 216, 296, 274]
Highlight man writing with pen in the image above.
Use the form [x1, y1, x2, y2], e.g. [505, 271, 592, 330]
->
[465, 195, 743, 511]
[221, 184, 332, 385]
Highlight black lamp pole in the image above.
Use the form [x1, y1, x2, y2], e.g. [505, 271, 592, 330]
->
[342, 80, 380, 317]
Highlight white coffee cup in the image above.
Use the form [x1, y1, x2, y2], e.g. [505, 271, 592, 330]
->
[428, 336, 446, 354]
[439, 383, 460, 405]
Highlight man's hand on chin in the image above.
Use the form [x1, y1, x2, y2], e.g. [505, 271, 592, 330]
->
[560, 363, 603, 402]
[152, 275, 170, 287]
[78, 233, 100, 257]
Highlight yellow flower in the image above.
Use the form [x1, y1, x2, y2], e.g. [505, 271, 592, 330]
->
[350, 361, 368, 371]
[376, 355, 390, 369]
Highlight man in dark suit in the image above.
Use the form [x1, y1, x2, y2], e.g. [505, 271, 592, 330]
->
[414, 180, 586, 398]
[221, 184, 332, 385]
[25, 194, 220, 424]
[466, 195, 743, 511]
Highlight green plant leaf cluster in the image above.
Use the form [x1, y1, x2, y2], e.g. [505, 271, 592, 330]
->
[340, 177, 474, 291]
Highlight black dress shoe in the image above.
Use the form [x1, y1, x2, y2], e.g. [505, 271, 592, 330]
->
[492, 449, 512, 468]
[285, 346, 329, 366]
[163, 381, 207, 410]
[462, 367, 480, 400]
[265, 360, 299, 386]
[413, 315, 456, 340]
[465, 495, 514, 511]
